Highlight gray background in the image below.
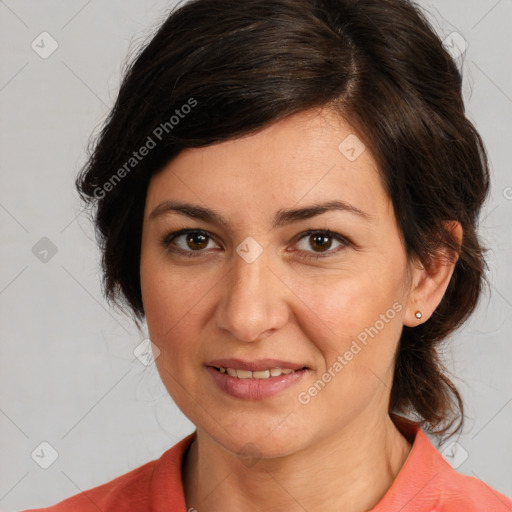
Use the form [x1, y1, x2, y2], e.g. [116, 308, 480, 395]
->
[0, 0, 511, 510]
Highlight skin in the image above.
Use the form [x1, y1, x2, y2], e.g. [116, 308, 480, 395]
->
[139, 107, 462, 512]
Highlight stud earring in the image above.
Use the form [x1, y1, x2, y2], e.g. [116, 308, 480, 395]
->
[415, 311, 422, 320]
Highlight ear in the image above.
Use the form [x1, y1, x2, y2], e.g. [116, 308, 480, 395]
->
[403, 220, 463, 327]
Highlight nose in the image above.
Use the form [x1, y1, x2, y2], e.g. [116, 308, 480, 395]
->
[214, 245, 289, 343]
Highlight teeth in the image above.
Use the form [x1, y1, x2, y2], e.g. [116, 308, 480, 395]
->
[216, 367, 299, 379]
[252, 370, 270, 379]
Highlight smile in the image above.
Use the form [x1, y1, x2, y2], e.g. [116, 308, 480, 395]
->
[206, 364, 309, 400]
[213, 367, 298, 379]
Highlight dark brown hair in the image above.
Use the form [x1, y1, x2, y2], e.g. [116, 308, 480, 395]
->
[76, 0, 490, 440]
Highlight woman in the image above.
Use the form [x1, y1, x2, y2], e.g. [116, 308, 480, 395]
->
[24, 0, 512, 510]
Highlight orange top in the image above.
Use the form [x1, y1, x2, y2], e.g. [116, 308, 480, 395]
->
[22, 416, 512, 511]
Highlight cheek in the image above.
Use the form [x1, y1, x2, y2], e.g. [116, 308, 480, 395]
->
[299, 280, 404, 416]
[295, 263, 406, 376]
[140, 254, 205, 335]
[140, 264, 206, 408]
[140, 257, 221, 392]
[299, 268, 402, 334]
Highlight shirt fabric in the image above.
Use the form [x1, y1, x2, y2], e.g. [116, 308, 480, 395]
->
[22, 414, 512, 511]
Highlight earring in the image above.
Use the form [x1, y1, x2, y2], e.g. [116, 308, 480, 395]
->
[415, 311, 422, 320]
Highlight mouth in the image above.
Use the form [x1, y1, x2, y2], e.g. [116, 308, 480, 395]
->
[204, 358, 310, 400]
[209, 366, 308, 379]
[205, 358, 309, 375]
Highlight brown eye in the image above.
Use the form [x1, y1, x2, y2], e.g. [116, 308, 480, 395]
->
[185, 232, 209, 251]
[308, 233, 332, 252]
[294, 230, 350, 259]
[161, 229, 220, 257]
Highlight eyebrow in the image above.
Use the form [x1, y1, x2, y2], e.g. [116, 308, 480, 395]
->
[148, 199, 372, 228]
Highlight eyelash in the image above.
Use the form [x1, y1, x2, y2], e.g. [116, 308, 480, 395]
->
[159, 228, 351, 260]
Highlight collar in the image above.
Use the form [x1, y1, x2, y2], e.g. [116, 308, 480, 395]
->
[149, 414, 446, 512]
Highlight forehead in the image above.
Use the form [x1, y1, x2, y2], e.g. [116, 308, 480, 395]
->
[144, 108, 391, 224]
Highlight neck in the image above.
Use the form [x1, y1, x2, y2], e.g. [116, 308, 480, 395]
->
[183, 413, 413, 512]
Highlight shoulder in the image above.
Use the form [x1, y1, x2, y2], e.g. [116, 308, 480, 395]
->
[19, 432, 196, 512]
[373, 415, 512, 512]
[20, 459, 157, 511]
[435, 458, 512, 511]
[417, 428, 512, 511]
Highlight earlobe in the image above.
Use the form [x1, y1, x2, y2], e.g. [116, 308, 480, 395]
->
[403, 259, 429, 327]
[403, 221, 463, 327]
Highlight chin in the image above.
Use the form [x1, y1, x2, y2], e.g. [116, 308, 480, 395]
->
[200, 414, 316, 461]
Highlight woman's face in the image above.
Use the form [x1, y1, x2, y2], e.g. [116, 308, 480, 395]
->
[140, 108, 418, 457]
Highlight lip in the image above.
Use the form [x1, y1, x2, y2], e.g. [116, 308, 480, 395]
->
[205, 359, 310, 400]
[205, 358, 309, 372]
